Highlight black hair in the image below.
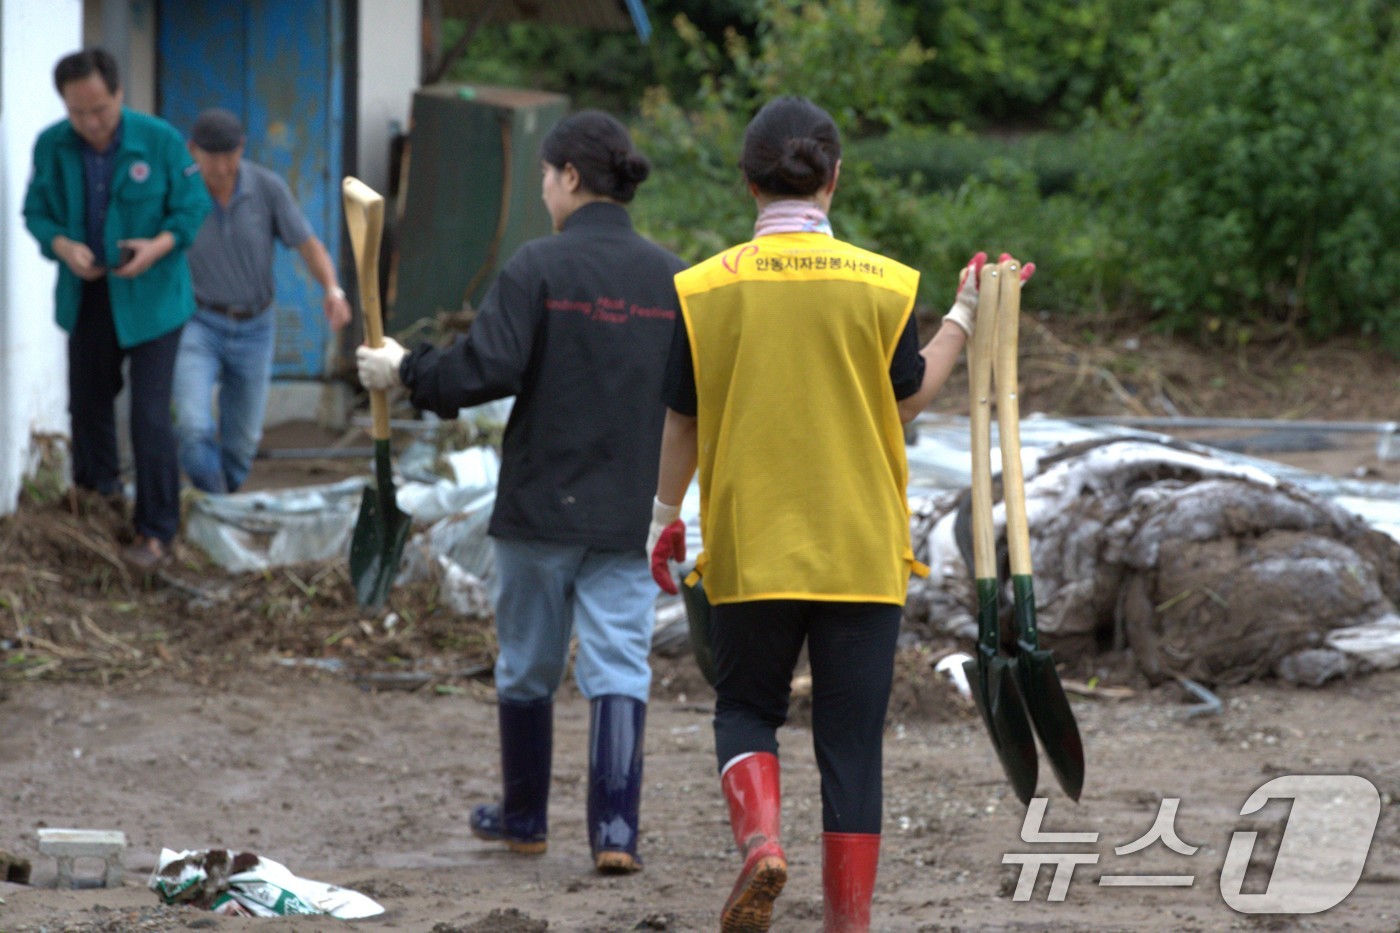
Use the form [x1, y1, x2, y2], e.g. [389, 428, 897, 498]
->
[740, 96, 841, 198]
[540, 110, 650, 204]
[53, 48, 120, 96]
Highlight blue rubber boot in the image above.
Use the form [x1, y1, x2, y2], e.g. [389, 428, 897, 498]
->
[587, 694, 646, 873]
[470, 697, 552, 854]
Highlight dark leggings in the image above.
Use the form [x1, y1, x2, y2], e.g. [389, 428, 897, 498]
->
[711, 599, 902, 834]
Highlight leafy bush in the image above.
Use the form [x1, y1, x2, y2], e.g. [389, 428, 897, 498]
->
[846, 127, 1104, 196]
[628, 1, 1129, 315]
[904, 166, 1130, 314]
[1101, 0, 1400, 346]
[905, 0, 1167, 127]
[630, 0, 931, 260]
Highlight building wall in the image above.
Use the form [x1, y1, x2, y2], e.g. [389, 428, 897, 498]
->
[83, 0, 157, 114]
[0, 0, 83, 515]
[356, 0, 419, 194]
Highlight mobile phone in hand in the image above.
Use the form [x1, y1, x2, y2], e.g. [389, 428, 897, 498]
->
[118, 245, 136, 267]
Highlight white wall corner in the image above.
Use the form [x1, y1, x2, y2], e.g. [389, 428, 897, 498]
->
[0, 1, 83, 515]
[356, 0, 421, 194]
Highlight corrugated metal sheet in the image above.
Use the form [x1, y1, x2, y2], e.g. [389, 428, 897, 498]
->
[441, 0, 635, 31]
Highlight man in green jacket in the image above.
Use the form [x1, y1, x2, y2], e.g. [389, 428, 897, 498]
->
[23, 48, 210, 573]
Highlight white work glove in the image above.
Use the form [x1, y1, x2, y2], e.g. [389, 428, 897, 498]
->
[942, 252, 988, 338]
[647, 497, 685, 595]
[355, 338, 407, 391]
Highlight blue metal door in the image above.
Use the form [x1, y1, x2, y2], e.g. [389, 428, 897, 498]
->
[157, 0, 344, 378]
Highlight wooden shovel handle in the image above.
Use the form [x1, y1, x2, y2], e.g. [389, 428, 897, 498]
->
[993, 258, 1032, 577]
[968, 263, 1002, 581]
[341, 177, 389, 442]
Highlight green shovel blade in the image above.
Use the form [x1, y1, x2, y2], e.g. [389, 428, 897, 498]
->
[965, 577, 1039, 804]
[1011, 575, 1085, 801]
[679, 570, 717, 687]
[349, 440, 411, 609]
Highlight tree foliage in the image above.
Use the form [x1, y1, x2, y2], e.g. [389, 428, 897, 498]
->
[443, 0, 1400, 346]
[905, 0, 1166, 127]
[629, 0, 931, 265]
[1102, 0, 1400, 344]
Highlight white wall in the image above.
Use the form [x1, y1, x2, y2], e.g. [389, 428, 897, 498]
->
[83, 0, 156, 114]
[0, 0, 83, 515]
[356, 0, 419, 194]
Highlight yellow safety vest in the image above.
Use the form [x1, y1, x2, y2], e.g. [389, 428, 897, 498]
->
[675, 232, 927, 605]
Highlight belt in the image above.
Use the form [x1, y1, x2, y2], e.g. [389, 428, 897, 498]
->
[201, 301, 270, 321]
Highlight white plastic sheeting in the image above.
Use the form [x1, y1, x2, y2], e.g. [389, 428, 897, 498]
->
[184, 409, 1400, 672]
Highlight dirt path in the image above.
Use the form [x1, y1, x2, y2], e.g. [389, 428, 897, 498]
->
[1, 661, 1397, 931]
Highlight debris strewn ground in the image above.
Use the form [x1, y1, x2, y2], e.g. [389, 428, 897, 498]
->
[2, 316, 1398, 930]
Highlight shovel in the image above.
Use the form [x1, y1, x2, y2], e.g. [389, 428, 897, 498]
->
[962, 262, 1039, 805]
[342, 177, 411, 609]
[994, 257, 1086, 801]
[678, 564, 717, 687]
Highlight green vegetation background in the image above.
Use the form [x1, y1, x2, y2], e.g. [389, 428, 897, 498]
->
[446, 0, 1399, 351]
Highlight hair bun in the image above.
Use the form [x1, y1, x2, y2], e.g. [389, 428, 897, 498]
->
[739, 97, 841, 198]
[612, 149, 651, 185]
[775, 137, 827, 193]
[540, 110, 650, 203]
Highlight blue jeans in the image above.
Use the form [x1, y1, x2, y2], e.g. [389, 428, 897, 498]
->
[173, 307, 274, 493]
[491, 536, 655, 704]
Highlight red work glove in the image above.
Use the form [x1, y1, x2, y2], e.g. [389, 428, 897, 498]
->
[647, 497, 685, 594]
[1000, 252, 1037, 282]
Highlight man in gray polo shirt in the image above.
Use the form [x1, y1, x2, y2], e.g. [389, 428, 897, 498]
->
[173, 108, 351, 493]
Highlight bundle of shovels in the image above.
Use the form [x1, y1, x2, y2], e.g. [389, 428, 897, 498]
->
[962, 257, 1085, 805]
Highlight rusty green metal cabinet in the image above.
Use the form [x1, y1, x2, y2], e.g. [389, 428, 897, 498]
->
[391, 84, 570, 330]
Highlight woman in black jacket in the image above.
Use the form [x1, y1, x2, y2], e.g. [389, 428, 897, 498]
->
[357, 110, 685, 874]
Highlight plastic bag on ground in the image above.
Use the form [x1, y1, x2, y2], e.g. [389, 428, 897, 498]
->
[148, 847, 383, 919]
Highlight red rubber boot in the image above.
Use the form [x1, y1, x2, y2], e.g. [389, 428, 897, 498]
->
[719, 753, 787, 933]
[822, 832, 881, 932]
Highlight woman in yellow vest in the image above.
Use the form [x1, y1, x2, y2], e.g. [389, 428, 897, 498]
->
[648, 96, 1030, 932]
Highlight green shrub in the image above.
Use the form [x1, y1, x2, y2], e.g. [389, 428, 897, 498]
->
[629, 1, 1128, 318]
[906, 0, 1167, 127]
[904, 166, 1129, 315]
[1102, 0, 1400, 346]
[630, 0, 931, 260]
[846, 127, 1104, 196]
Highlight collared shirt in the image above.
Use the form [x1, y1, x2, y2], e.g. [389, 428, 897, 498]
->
[79, 122, 122, 259]
[186, 159, 314, 308]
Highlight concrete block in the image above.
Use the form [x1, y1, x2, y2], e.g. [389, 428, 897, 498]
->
[36, 828, 127, 888]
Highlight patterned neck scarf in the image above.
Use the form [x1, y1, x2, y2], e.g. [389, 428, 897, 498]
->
[753, 199, 833, 238]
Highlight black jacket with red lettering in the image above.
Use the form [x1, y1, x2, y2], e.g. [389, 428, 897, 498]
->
[399, 202, 686, 550]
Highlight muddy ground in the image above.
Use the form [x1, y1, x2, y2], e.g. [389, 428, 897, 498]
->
[1, 314, 1398, 932]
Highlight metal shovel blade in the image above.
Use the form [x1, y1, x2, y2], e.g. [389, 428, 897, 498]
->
[1012, 579, 1085, 801]
[349, 440, 412, 609]
[964, 581, 1039, 805]
[678, 567, 717, 687]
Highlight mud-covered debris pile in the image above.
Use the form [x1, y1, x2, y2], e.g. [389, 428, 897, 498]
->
[908, 438, 1400, 686]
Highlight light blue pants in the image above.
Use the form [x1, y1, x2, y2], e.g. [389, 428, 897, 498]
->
[172, 307, 275, 493]
[491, 536, 655, 704]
